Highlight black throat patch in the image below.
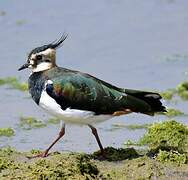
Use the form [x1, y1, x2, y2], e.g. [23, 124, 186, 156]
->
[28, 72, 47, 105]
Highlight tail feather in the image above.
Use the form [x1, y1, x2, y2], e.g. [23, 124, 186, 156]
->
[123, 89, 166, 115]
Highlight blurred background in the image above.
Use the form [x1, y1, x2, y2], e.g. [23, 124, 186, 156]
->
[0, 0, 188, 153]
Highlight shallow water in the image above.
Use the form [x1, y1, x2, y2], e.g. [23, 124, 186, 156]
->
[0, 0, 188, 153]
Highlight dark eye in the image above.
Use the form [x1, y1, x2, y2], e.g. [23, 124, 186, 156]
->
[36, 55, 42, 60]
[45, 59, 51, 63]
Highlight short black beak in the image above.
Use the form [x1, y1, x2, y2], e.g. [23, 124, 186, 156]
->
[18, 63, 30, 71]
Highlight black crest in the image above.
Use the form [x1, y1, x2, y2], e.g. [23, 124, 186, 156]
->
[28, 33, 68, 59]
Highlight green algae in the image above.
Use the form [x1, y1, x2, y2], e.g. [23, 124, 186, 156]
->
[47, 117, 61, 124]
[93, 147, 139, 161]
[16, 19, 26, 26]
[163, 54, 188, 62]
[76, 154, 99, 178]
[0, 77, 17, 85]
[0, 147, 188, 179]
[160, 89, 176, 100]
[19, 116, 46, 130]
[101, 156, 165, 180]
[23, 154, 98, 179]
[0, 148, 20, 173]
[0, 77, 28, 91]
[30, 149, 42, 155]
[177, 81, 188, 100]
[159, 108, 185, 117]
[19, 116, 63, 130]
[139, 120, 188, 153]
[0, 128, 14, 137]
[124, 139, 142, 146]
[0, 149, 99, 179]
[111, 123, 151, 130]
[158, 81, 188, 100]
[0, 147, 16, 156]
[156, 150, 187, 165]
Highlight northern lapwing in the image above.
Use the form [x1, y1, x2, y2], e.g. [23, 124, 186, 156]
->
[18, 34, 166, 157]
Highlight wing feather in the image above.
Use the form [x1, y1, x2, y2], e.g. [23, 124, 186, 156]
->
[45, 68, 125, 114]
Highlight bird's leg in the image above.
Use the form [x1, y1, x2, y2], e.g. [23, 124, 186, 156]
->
[88, 124, 105, 155]
[32, 123, 65, 158]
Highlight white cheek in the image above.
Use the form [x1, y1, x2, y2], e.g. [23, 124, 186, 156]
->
[32, 62, 52, 72]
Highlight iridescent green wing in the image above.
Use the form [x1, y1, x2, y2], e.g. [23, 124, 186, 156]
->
[46, 68, 125, 114]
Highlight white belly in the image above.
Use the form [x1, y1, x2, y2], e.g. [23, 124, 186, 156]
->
[39, 90, 113, 124]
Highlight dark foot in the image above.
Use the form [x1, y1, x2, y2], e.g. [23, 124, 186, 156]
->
[93, 149, 107, 160]
[98, 151, 106, 160]
[101, 150, 106, 157]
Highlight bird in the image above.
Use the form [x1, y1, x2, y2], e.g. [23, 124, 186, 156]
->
[18, 34, 166, 157]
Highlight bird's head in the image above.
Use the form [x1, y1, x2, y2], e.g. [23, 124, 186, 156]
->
[18, 34, 68, 72]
